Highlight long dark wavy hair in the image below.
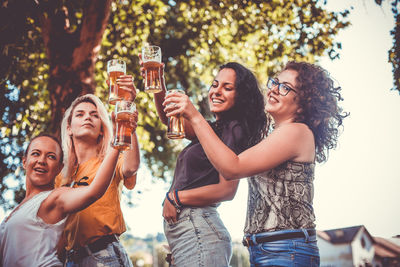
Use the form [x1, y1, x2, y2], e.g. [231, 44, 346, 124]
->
[278, 61, 349, 163]
[211, 62, 267, 149]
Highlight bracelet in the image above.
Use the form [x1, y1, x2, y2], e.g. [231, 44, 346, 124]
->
[174, 189, 183, 207]
[165, 192, 174, 205]
[170, 191, 181, 209]
[166, 192, 181, 213]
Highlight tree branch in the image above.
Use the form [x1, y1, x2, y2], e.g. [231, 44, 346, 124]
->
[72, 0, 112, 68]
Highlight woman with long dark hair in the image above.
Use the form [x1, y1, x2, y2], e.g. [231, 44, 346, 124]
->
[165, 61, 349, 266]
[142, 59, 266, 266]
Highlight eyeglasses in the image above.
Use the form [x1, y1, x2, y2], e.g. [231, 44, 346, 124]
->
[266, 78, 297, 96]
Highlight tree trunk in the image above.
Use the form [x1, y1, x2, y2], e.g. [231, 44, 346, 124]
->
[39, 0, 112, 135]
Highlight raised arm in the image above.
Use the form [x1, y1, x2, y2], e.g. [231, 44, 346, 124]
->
[38, 148, 120, 223]
[121, 110, 140, 189]
[121, 131, 140, 189]
[164, 92, 313, 179]
[112, 76, 140, 189]
[139, 54, 196, 139]
[139, 53, 168, 125]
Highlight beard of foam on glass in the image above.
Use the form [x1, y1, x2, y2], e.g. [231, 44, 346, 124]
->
[107, 59, 128, 104]
[112, 100, 136, 150]
[142, 45, 163, 93]
[166, 89, 186, 139]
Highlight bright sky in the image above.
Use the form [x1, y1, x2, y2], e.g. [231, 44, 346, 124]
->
[122, 0, 400, 241]
[1, 1, 399, 242]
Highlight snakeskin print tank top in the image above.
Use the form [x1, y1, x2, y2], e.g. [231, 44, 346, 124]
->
[244, 161, 316, 234]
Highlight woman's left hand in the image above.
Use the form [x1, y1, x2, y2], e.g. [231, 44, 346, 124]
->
[116, 74, 137, 102]
[110, 110, 138, 133]
[129, 110, 139, 132]
[163, 197, 178, 224]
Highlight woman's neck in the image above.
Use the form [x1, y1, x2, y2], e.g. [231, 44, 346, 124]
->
[73, 138, 99, 164]
[273, 116, 295, 129]
[25, 183, 53, 201]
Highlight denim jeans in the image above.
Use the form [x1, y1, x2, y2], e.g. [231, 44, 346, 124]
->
[246, 229, 320, 267]
[164, 205, 232, 267]
[65, 241, 133, 267]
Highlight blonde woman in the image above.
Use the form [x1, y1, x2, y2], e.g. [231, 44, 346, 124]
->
[56, 88, 139, 266]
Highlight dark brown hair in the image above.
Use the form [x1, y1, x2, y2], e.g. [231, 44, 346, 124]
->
[282, 61, 349, 163]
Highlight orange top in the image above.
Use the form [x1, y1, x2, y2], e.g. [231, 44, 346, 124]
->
[56, 156, 128, 251]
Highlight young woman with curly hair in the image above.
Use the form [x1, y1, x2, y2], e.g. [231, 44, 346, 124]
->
[141, 60, 266, 266]
[164, 61, 349, 266]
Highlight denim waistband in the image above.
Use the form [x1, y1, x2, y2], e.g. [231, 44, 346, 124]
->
[177, 204, 218, 217]
[243, 229, 316, 246]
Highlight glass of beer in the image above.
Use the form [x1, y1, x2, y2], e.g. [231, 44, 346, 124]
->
[107, 59, 127, 104]
[142, 45, 162, 93]
[112, 100, 136, 150]
[166, 89, 185, 139]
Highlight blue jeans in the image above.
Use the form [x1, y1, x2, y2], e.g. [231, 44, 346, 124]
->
[246, 229, 320, 267]
[65, 241, 133, 267]
[164, 205, 232, 267]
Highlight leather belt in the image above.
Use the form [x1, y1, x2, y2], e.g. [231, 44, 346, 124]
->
[66, 234, 119, 262]
[242, 229, 316, 247]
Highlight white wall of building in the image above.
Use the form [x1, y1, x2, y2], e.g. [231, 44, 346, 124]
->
[318, 237, 353, 267]
[351, 231, 375, 266]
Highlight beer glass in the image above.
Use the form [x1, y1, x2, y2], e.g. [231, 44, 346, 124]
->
[112, 100, 136, 150]
[142, 45, 162, 93]
[107, 59, 127, 104]
[166, 89, 185, 139]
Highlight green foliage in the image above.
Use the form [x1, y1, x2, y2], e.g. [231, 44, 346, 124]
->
[375, 0, 400, 93]
[0, 0, 52, 208]
[0, 0, 350, 208]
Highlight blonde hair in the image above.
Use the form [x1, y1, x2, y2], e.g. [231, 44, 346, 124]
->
[60, 94, 113, 184]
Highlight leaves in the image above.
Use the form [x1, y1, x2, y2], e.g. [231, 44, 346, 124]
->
[0, 0, 350, 208]
[375, 0, 400, 93]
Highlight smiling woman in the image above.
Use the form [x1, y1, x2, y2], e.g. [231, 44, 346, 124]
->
[0, 133, 121, 266]
[23, 135, 63, 190]
[165, 61, 349, 266]
[144, 59, 267, 266]
[208, 68, 237, 117]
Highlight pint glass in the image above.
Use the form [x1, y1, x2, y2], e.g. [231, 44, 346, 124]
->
[166, 89, 185, 139]
[142, 45, 162, 93]
[112, 100, 136, 150]
[107, 59, 127, 104]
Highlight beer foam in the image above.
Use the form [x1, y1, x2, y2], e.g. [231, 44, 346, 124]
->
[108, 65, 126, 73]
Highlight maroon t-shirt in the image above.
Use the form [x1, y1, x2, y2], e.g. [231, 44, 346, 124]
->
[171, 119, 246, 191]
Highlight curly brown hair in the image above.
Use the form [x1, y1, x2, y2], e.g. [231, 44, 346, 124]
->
[281, 61, 349, 163]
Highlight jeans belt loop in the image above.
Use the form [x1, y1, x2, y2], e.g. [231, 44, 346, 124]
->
[242, 235, 251, 247]
[250, 234, 258, 246]
[302, 228, 310, 243]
